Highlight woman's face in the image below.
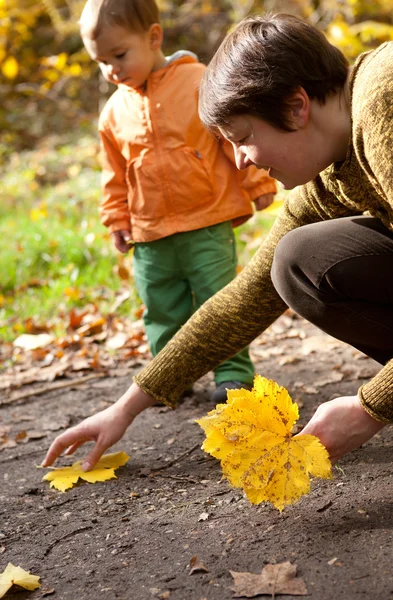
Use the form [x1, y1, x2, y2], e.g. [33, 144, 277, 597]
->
[219, 113, 330, 190]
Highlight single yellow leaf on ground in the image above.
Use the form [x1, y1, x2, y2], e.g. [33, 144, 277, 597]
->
[0, 563, 41, 598]
[196, 375, 332, 511]
[42, 451, 129, 492]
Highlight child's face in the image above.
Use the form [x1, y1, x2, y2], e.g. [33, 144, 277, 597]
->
[219, 114, 328, 190]
[82, 24, 161, 89]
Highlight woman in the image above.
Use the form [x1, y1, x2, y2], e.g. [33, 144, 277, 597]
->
[43, 13, 392, 471]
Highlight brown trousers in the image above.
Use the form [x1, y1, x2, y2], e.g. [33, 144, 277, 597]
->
[271, 216, 393, 365]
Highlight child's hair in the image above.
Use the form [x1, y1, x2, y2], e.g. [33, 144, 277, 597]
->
[80, 0, 160, 38]
[199, 13, 349, 132]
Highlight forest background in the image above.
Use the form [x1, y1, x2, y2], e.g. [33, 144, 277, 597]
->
[1, 0, 393, 382]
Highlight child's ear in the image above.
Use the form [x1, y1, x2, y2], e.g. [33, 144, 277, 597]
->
[286, 87, 310, 129]
[149, 24, 163, 50]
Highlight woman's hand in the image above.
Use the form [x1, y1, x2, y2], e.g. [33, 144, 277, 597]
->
[298, 395, 385, 463]
[42, 383, 156, 471]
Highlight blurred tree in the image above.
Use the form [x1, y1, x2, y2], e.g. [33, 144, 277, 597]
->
[0, 0, 392, 155]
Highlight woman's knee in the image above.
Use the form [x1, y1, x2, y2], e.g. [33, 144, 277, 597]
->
[271, 224, 321, 304]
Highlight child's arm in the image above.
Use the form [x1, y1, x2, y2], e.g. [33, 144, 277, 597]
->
[99, 126, 132, 239]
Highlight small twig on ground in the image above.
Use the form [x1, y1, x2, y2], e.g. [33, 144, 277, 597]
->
[44, 497, 77, 510]
[0, 449, 45, 463]
[43, 525, 93, 556]
[1, 373, 106, 406]
[154, 473, 199, 484]
[150, 442, 201, 474]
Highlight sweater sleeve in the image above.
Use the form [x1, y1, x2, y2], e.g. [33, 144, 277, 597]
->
[98, 124, 131, 234]
[354, 51, 393, 423]
[134, 183, 355, 407]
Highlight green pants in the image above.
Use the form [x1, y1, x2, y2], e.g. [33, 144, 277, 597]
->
[133, 222, 254, 385]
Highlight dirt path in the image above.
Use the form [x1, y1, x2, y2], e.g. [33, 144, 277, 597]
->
[1, 313, 393, 599]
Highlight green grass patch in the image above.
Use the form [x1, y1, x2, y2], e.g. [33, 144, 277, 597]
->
[0, 133, 139, 342]
[0, 134, 278, 343]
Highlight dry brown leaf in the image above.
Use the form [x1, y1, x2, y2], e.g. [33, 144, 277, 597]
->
[301, 335, 342, 355]
[150, 588, 171, 599]
[76, 318, 106, 337]
[105, 332, 128, 350]
[313, 372, 344, 387]
[198, 512, 209, 522]
[18, 430, 47, 443]
[189, 556, 209, 575]
[231, 562, 307, 598]
[0, 425, 11, 437]
[0, 438, 17, 451]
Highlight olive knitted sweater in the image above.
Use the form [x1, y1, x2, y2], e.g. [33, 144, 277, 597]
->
[135, 42, 393, 423]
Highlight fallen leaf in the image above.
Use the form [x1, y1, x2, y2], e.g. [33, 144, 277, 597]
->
[313, 372, 344, 387]
[198, 512, 209, 521]
[110, 290, 131, 314]
[18, 430, 47, 443]
[105, 332, 128, 350]
[301, 335, 342, 355]
[41, 588, 56, 596]
[41, 451, 129, 492]
[196, 375, 332, 511]
[0, 563, 41, 598]
[13, 333, 54, 350]
[76, 318, 106, 337]
[189, 556, 209, 575]
[231, 561, 307, 597]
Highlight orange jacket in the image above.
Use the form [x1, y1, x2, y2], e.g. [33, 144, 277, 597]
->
[98, 53, 276, 242]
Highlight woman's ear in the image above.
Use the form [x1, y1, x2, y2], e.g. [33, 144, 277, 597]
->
[286, 87, 310, 129]
[149, 23, 163, 50]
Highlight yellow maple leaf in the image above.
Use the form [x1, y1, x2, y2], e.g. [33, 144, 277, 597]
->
[42, 451, 129, 492]
[0, 563, 40, 598]
[196, 376, 332, 511]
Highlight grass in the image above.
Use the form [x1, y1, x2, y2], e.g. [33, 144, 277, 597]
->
[0, 133, 278, 343]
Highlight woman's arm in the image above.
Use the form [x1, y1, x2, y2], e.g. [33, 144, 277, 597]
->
[42, 383, 156, 470]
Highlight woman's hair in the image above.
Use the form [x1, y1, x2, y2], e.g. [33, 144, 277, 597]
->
[199, 13, 349, 132]
[80, 0, 160, 38]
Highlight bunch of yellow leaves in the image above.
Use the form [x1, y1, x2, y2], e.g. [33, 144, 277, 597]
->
[196, 376, 332, 511]
[41, 451, 129, 492]
[0, 563, 40, 598]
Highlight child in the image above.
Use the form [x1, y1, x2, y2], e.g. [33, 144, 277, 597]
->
[79, 0, 276, 403]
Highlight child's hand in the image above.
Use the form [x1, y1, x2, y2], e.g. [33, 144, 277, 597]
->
[42, 383, 156, 471]
[111, 229, 133, 253]
[253, 193, 275, 211]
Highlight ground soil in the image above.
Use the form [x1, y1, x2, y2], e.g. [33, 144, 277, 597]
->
[1, 312, 393, 600]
